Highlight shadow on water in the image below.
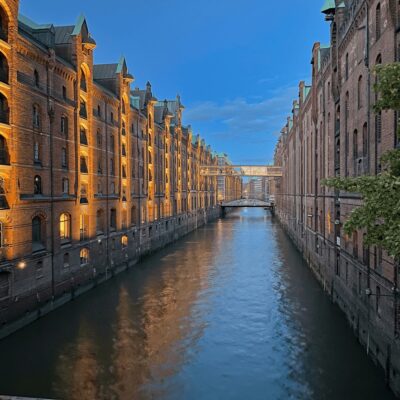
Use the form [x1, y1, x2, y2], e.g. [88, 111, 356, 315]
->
[0, 208, 396, 400]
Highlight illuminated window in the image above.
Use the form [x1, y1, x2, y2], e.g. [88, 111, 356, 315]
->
[80, 248, 89, 265]
[59, 213, 71, 241]
[121, 235, 128, 248]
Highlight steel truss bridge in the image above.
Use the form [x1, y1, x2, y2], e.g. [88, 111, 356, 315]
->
[200, 165, 282, 177]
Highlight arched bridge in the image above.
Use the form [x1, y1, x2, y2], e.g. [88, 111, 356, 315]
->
[221, 199, 274, 208]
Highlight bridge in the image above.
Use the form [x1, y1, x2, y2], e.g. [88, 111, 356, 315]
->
[200, 165, 282, 177]
[221, 199, 274, 209]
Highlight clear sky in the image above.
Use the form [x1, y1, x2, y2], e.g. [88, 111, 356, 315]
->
[20, 0, 329, 164]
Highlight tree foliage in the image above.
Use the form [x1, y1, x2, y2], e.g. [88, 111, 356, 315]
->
[324, 63, 400, 260]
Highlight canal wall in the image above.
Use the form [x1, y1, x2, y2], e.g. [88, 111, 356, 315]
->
[0, 207, 221, 340]
[276, 212, 400, 398]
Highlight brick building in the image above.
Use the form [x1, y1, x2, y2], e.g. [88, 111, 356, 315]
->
[274, 0, 400, 394]
[0, 0, 238, 335]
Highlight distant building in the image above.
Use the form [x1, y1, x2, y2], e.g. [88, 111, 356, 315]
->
[216, 153, 242, 202]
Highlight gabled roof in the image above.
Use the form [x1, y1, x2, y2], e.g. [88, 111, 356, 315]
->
[18, 14, 53, 30]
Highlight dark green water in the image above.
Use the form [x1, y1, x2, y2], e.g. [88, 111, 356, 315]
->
[0, 209, 395, 399]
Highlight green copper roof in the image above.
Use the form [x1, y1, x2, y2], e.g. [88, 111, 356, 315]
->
[321, 0, 335, 13]
[337, 1, 346, 8]
[18, 14, 53, 30]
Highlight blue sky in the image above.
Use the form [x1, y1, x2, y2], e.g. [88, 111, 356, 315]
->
[20, 0, 329, 164]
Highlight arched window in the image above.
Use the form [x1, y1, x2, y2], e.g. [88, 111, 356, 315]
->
[96, 209, 104, 234]
[0, 93, 8, 124]
[0, 52, 8, 84]
[62, 178, 69, 194]
[357, 76, 363, 109]
[80, 68, 87, 92]
[80, 99, 87, 119]
[59, 213, 71, 241]
[0, 135, 9, 165]
[376, 3, 381, 40]
[32, 216, 44, 249]
[80, 248, 89, 265]
[34, 70, 40, 88]
[0, 6, 9, 42]
[61, 147, 67, 168]
[34, 175, 42, 195]
[32, 105, 40, 128]
[121, 235, 128, 248]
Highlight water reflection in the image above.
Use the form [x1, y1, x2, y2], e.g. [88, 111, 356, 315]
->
[0, 209, 396, 400]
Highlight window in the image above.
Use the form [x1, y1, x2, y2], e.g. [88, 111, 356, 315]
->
[149, 169, 153, 182]
[59, 213, 71, 241]
[376, 286, 381, 316]
[80, 99, 87, 119]
[122, 121, 126, 136]
[80, 156, 88, 174]
[110, 135, 115, 152]
[96, 209, 104, 233]
[110, 208, 117, 230]
[353, 130, 358, 159]
[122, 210, 127, 228]
[110, 208, 117, 229]
[34, 175, 42, 195]
[80, 248, 89, 265]
[122, 165, 127, 178]
[61, 116, 68, 135]
[80, 127, 88, 145]
[63, 253, 69, 268]
[61, 147, 67, 168]
[80, 184, 88, 204]
[363, 122, 368, 158]
[0, 6, 9, 42]
[34, 142, 40, 163]
[110, 158, 115, 176]
[148, 150, 152, 164]
[97, 159, 102, 175]
[97, 130, 102, 147]
[0, 178, 8, 209]
[62, 86, 67, 100]
[80, 214, 88, 241]
[122, 100, 126, 114]
[110, 112, 114, 123]
[80, 69, 87, 92]
[0, 52, 8, 84]
[376, 112, 382, 144]
[62, 178, 69, 194]
[345, 53, 349, 80]
[122, 144, 126, 156]
[97, 105, 101, 117]
[131, 205, 137, 225]
[357, 76, 363, 109]
[32, 216, 43, 249]
[34, 69, 40, 88]
[32, 105, 40, 128]
[121, 235, 128, 248]
[376, 3, 381, 40]
[353, 231, 358, 258]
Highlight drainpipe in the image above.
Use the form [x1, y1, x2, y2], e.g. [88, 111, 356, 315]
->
[105, 102, 110, 276]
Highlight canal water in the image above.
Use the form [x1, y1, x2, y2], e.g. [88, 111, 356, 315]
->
[0, 209, 396, 400]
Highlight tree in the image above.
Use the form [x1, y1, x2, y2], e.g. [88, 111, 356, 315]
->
[324, 63, 400, 261]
